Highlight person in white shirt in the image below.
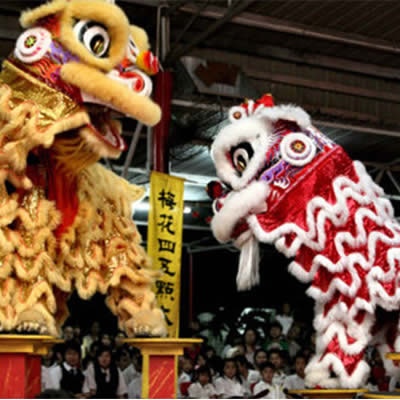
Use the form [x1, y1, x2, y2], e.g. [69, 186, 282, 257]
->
[188, 366, 217, 399]
[275, 303, 293, 336]
[243, 327, 260, 365]
[83, 345, 128, 398]
[214, 358, 246, 399]
[127, 353, 142, 398]
[46, 341, 85, 398]
[283, 355, 306, 391]
[268, 350, 287, 386]
[128, 374, 142, 399]
[177, 356, 192, 398]
[253, 362, 286, 399]
[41, 347, 58, 391]
[235, 355, 260, 396]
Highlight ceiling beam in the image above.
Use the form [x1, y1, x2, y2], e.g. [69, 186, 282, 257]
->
[180, 4, 400, 56]
[165, 0, 256, 65]
[248, 70, 400, 104]
[190, 46, 400, 82]
[172, 98, 400, 138]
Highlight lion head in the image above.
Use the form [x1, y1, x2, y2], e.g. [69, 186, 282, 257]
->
[0, 0, 160, 188]
[208, 95, 347, 289]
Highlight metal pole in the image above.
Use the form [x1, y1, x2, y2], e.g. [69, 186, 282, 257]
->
[122, 123, 143, 179]
[188, 251, 194, 323]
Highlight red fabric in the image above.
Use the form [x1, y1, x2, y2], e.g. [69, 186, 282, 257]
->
[25, 152, 79, 239]
[180, 382, 192, 397]
[322, 336, 364, 376]
[45, 156, 79, 239]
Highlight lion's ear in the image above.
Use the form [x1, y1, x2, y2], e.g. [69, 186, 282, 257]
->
[20, 0, 68, 28]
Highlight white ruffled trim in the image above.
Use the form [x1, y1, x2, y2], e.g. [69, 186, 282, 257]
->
[211, 180, 269, 243]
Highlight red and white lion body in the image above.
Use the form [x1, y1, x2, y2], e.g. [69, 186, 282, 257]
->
[209, 95, 400, 388]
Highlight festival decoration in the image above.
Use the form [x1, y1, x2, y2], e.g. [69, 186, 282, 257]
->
[0, 0, 166, 338]
[209, 94, 400, 388]
[147, 172, 185, 337]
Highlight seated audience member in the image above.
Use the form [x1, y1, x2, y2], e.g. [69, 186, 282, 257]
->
[283, 354, 306, 390]
[253, 362, 286, 399]
[177, 356, 192, 399]
[194, 352, 208, 369]
[252, 349, 268, 382]
[268, 350, 287, 386]
[114, 331, 129, 353]
[265, 322, 289, 352]
[116, 348, 139, 386]
[63, 325, 75, 342]
[182, 354, 194, 378]
[234, 355, 261, 396]
[188, 366, 218, 399]
[82, 341, 101, 371]
[275, 303, 293, 335]
[207, 355, 224, 380]
[204, 345, 217, 360]
[214, 358, 246, 398]
[100, 333, 114, 348]
[127, 354, 142, 399]
[222, 333, 244, 359]
[81, 321, 101, 360]
[83, 345, 128, 398]
[243, 327, 260, 365]
[41, 347, 58, 391]
[46, 341, 85, 398]
[286, 324, 302, 359]
[73, 324, 82, 344]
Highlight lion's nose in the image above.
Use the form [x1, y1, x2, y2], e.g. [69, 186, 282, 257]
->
[206, 181, 224, 200]
[107, 68, 153, 97]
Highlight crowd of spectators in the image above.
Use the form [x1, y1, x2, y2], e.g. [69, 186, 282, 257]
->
[38, 302, 397, 398]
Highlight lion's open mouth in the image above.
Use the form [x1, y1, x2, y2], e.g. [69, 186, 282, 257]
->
[85, 106, 126, 153]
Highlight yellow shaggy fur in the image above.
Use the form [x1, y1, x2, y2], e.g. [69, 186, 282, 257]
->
[0, 0, 166, 337]
[61, 62, 161, 126]
[59, 0, 130, 72]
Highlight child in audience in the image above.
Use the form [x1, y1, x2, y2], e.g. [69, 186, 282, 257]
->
[177, 356, 192, 399]
[235, 355, 261, 397]
[41, 347, 58, 391]
[83, 345, 128, 398]
[214, 358, 245, 398]
[243, 327, 260, 365]
[253, 362, 286, 399]
[284, 354, 306, 390]
[188, 366, 217, 399]
[46, 341, 85, 398]
[268, 349, 287, 386]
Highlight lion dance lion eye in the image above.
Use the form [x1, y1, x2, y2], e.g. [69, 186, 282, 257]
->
[74, 20, 110, 58]
[230, 142, 254, 175]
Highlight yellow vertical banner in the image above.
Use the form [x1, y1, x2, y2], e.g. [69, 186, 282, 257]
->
[147, 171, 185, 338]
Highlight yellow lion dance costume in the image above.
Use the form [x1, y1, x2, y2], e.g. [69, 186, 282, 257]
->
[0, 0, 167, 337]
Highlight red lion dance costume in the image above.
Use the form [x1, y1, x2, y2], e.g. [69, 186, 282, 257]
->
[209, 94, 400, 388]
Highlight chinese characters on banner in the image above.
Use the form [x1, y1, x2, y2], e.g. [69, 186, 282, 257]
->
[147, 171, 185, 337]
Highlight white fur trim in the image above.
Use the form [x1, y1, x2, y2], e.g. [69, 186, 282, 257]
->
[211, 117, 275, 191]
[236, 234, 260, 291]
[305, 353, 370, 389]
[211, 181, 269, 243]
[258, 104, 311, 130]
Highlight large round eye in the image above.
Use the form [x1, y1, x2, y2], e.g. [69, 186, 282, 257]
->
[230, 142, 254, 174]
[229, 106, 247, 123]
[74, 20, 110, 58]
[127, 35, 139, 63]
